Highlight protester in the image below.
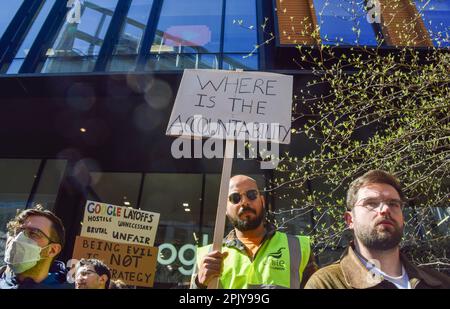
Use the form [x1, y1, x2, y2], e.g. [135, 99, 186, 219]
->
[305, 170, 450, 289]
[191, 175, 317, 289]
[0, 205, 71, 289]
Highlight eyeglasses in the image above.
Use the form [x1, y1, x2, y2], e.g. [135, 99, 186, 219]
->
[228, 189, 259, 204]
[14, 226, 56, 244]
[355, 198, 405, 211]
[76, 269, 98, 278]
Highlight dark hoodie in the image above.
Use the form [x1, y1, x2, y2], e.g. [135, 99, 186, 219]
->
[0, 260, 74, 289]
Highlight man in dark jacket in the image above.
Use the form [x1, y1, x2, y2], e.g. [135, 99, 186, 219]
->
[0, 205, 72, 289]
[305, 170, 450, 289]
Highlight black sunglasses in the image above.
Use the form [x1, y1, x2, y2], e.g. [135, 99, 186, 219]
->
[228, 189, 259, 204]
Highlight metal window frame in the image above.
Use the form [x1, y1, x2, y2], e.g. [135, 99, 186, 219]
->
[0, 0, 45, 73]
[25, 159, 47, 209]
[255, 0, 266, 70]
[20, 0, 127, 74]
[135, 0, 163, 71]
[19, 0, 68, 73]
[218, 0, 226, 69]
[138, 0, 260, 72]
[94, 0, 132, 71]
[4, 0, 261, 74]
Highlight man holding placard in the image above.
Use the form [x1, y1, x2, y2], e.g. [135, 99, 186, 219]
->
[191, 175, 317, 289]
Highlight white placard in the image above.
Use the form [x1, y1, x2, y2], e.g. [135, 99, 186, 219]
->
[80, 200, 160, 247]
[166, 69, 293, 144]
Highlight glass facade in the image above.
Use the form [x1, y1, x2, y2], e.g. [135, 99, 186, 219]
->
[0, 0, 259, 74]
[32, 160, 67, 210]
[6, 0, 56, 74]
[0, 159, 40, 241]
[0, 159, 65, 265]
[148, 0, 223, 70]
[41, 0, 119, 73]
[223, 0, 259, 69]
[0, 0, 23, 39]
[415, 0, 450, 47]
[433, 207, 450, 236]
[312, 0, 378, 46]
[147, 0, 258, 70]
[108, 0, 154, 71]
[1, 0, 448, 74]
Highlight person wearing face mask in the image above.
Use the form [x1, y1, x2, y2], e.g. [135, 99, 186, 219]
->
[191, 175, 318, 289]
[305, 170, 450, 289]
[0, 204, 71, 289]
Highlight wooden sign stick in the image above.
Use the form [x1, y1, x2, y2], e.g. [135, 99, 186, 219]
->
[207, 139, 234, 289]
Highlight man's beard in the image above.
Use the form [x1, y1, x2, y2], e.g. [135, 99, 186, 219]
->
[228, 206, 264, 232]
[354, 216, 404, 250]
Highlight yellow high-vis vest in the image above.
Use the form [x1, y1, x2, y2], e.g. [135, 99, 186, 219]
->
[196, 232, 311, 289]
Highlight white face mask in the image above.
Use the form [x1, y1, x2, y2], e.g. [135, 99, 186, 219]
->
[4, 232, 49, 274]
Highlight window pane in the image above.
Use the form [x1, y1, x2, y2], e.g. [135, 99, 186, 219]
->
[415, 0, 450, 47]
[108, 55, 138, 71]
[6, 0, 56, 74]
[41, 0, 119, 73]
[140, 173, 203, 287]
[223, 0, 257, 53]
[140, 173, 202, 244]
[42, 56, 99, 73]
[0, 159, 41, 265]
[147, 0, 259, 71]
[151, 0, 223, 55]
[313, 0, 378, 46]
[0, 0, 23, 39]
[145, 53, 219, 70]
[5, 59, 24, 74]
[33, 160, 67, 210]
[108, 0, 154, 71]
[222, 53, 258, 70]
[88, 172, 141, 207]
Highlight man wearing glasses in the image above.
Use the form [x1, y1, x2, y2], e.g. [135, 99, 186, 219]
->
[191, 175, 317, 289]
[74, 258, 111, 289]
[305, 170, 450, 289]
[0, 205, 71, 289]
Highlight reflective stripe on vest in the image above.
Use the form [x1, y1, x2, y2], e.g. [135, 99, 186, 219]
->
[287, 234, 301, 289]
[196, 232, 310, 289]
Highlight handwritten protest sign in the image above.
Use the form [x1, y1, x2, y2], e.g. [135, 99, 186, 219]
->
[166, 69, 293, 144]
[80, 200, 160, 247]
[72, 236, 158, 288]
[166, 69, 293, 289]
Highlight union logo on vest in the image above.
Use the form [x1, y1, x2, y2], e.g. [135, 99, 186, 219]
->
[265, 247, 287, 271]
[267, 247, 286, 259]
